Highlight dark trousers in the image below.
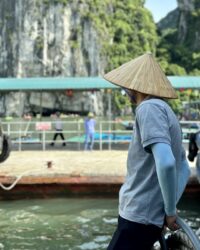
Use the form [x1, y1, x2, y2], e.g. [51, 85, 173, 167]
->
[107, 216, 162, 250]
[51, 130, 66, 145]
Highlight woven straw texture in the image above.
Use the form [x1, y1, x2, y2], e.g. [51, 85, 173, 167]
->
[104, 53, 177, 99]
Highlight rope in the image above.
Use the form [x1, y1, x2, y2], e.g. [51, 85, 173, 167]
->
[157, 217, 200, 250]
[0, 165, 55, 191]
[0, 160, 66, 191]
[176, 216, 200, 250]
[0, 169, 37, 191]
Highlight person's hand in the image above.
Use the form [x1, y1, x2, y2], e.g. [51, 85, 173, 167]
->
[165, 215, 180, 231]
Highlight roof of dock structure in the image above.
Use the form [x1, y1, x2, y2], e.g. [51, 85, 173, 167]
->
[0, 76, 199, 90]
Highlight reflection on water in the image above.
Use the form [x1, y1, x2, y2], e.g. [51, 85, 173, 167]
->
[0, 197, 199, 250]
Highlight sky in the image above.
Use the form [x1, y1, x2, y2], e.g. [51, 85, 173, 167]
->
[144, 0, 178, 23]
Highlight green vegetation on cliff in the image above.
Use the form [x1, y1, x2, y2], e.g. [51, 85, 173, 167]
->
[79, 0, 158, 115]
[78, 0, 158, 71]
[157, 0, 200, 76]
[82, 0, 199, 116]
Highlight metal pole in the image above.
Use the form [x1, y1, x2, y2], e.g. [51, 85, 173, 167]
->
[19, 129, 21, 151]
[39, 91, 43, 141]
[108, 90, 112, 150]
[78, 120, 81, 150]
[99, 122, 102, 151]
[42, 130, 46, 151]
[39, 91, 43, 120]
[8, 123, 10, 136]
[19, 90, 22, 151]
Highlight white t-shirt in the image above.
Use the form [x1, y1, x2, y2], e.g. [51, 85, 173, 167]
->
[54, 120, 62, 130]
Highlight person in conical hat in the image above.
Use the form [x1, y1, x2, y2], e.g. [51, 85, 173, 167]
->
[105, 53, 191, 250]
[87, 112, 94, 118]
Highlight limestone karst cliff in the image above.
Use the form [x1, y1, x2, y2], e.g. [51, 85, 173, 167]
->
[0, 0, 157, 116]
[0, 0, 105, 78]
[0, 0, 157, 78]
[158, 0, 200, 52]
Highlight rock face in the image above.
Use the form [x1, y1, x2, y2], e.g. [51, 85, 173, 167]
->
[177, 0, 195, 43]
[177, 0, 194, 11]
[0, 90, 105, 117]
[157, 9, 180, 31]
[0, 0, 107, 116]
[158, 0, 200, 51]
[0, 0, 156, 117]
[0, 0, 104, 77]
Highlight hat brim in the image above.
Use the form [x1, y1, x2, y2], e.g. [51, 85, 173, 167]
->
[104, 53, 177, 99]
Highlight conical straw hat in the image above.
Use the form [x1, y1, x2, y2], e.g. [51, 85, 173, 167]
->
[104, 52, 177, 99]
[88, 112, 94, 118]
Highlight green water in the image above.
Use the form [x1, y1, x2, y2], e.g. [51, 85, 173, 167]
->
[0, 197, 199, 250]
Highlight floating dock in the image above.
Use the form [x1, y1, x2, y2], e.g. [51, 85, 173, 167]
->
[0, 151, 199, 199]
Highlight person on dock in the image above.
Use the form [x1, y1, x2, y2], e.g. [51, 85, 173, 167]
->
[104, 52, 191, 250]
[84, 112, 96, 151]
[50, 112, 66, 146]
[188, 130, 200, 182]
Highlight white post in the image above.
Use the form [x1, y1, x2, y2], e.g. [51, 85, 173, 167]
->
[108, 120, 111, 150]
[42, 130, 46, 151]
[19, 129, 22, 151]
[108, 91, 112, 150]
[7, 123, 11, 136]
[78, 120, 81, 150]
[99, 122, 102, 151]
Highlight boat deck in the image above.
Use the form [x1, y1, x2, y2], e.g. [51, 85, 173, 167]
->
[0, 150, 199, 199]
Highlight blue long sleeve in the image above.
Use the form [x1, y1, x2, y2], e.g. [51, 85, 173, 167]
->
[151, 143, 176, 216]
